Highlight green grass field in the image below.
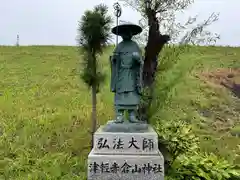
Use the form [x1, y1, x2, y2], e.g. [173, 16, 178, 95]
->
[0, 45, 239, 179]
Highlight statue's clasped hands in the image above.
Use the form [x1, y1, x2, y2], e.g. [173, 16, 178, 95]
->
[132, 52, 143, 64]
[132, 52, 140, 59]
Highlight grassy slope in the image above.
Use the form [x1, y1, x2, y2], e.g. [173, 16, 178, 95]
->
[0, 45, 239, 179]
[154, 46, 240, 163]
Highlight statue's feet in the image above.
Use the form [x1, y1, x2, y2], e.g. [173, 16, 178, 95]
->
[114, 115, 124, 124]
[129, 115, 141, 123]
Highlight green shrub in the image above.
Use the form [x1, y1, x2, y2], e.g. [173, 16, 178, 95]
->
[155, 120, 199, 164]
[156, 119, 240, 180]
[168, 152, 240, 180]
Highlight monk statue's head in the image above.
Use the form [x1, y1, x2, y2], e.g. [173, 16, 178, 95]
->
[120, 31, 133, 41]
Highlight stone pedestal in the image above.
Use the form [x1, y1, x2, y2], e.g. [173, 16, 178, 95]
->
[87, 122, 164, 180]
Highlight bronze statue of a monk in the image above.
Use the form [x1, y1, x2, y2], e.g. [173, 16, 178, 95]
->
[110, 22, 143, 124]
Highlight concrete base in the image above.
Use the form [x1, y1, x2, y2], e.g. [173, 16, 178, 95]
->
[88, 150, 164, 180]
[87, 124, 164, 180]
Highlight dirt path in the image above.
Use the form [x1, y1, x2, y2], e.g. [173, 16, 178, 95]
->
[201, 68, 240, 98]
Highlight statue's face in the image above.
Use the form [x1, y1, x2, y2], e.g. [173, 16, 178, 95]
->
[121, 31, 132, 40]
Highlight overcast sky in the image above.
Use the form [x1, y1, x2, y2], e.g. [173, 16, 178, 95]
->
[0, 0, 239, 46]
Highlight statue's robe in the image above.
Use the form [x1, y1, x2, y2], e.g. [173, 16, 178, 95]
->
[110, 40, 143, 110]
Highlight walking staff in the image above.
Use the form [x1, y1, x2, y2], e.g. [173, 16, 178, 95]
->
[113, 2, 122, 46]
